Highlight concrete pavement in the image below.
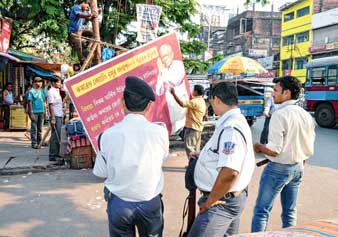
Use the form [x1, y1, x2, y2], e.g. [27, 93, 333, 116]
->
[0, 153, 338, 237]
[0, 127, 67, 175]
[0, 118, 338, 236]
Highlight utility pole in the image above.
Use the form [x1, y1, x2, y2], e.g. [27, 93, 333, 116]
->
[90, 0, 101, 64]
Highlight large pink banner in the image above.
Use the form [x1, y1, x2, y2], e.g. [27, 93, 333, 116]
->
[64, 32, 190, 152]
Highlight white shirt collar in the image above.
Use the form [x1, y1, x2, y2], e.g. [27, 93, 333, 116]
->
[277, 100, 297, 110]
[124, 113, 147, 122]
[215, 108, 241, 128]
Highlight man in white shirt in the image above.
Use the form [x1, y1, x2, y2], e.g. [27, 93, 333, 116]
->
[93, 76, 169, 237]
[48, 78, 64, 162]
[251, 76, 315, 232]
[188, 82, 255, 237]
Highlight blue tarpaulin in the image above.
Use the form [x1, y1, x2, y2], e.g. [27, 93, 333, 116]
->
[26, 66, 55, 78]
[207, 57, 228, 74]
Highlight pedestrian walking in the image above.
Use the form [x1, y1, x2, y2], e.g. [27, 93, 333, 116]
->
[48, 78, 64, 163]
[188, 81, 255, 237]
[251, 76, 316, 232]
[260, 92, 278, 144]
[93, 76, 169, 237]
[27, 77, 48, 149]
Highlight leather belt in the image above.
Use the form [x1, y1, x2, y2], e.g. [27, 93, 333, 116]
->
[201, 187, 247, 199]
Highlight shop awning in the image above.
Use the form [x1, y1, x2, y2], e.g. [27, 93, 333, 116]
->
[25, 66, 55, 78]
[8, 49, 45, 62]
[0, 49, 61, 73]
[0, 52, 21, 62]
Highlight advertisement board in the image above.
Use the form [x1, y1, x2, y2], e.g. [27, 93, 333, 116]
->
[64, 32, 190, 152]
[0, 18, 12, 53]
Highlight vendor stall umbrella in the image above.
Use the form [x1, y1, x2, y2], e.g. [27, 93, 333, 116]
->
[219, 56, 267, 75]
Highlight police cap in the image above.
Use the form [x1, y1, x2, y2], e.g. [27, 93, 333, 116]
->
[125, 76, 155, 101]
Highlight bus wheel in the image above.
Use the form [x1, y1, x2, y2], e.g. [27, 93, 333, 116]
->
[315, 103, 336, 128]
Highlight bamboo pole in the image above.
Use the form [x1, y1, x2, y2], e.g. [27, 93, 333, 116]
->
[90, 0, 101, 64]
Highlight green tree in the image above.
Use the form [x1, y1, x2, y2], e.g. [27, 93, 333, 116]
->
[0, 0, 201, 50]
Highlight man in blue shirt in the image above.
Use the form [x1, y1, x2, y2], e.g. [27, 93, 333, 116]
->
[27, 77, 48, 149]
[68, 0, 94, 64]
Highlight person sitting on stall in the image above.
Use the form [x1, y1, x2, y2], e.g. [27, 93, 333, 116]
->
[2, 83, 14, 130]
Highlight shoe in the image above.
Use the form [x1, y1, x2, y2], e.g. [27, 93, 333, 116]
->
[32, 144, 38, 149]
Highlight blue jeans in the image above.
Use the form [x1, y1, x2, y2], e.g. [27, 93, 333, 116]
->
[251, 162, 304, 232]
[49, 116, 62, 160]
[106, 192, 163, 237]
[188, 191, 247, 237]
[30, 112, 44, 146]
[2, 104, 10, 129]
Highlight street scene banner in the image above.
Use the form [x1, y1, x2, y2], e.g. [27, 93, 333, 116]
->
[0, 18, 12, 53]
[136, 4, 162, 43]
[64, 32, 190, 152]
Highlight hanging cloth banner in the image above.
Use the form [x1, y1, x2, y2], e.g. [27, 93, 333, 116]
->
[136, 4, 162, 43]
[0, 18, 12, 53]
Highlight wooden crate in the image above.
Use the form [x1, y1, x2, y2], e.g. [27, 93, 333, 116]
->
[10, 106, 28, 130]
[70, 145, 94, 169]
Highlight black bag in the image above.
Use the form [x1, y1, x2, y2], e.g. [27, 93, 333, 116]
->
[184, 127, 246, 192]
[185, 158, 198, 191]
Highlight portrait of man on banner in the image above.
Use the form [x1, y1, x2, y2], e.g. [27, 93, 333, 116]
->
[155, 43, 189, 135]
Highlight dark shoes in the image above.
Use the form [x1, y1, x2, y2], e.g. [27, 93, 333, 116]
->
[49, 156, 64, 166]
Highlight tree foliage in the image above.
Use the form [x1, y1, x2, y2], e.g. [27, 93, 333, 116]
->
[1, 0, 209, 69]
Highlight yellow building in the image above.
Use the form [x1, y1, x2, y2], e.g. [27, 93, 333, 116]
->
[279, 0, 312, 83]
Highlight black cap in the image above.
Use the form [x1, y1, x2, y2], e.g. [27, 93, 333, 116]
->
[125, 76, 155, 101]
[34, 77, 43, 82]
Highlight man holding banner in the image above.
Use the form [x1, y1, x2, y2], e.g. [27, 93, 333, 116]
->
[93, 76, 169, 237]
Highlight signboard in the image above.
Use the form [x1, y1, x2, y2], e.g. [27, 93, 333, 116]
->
[136, 4, 162, 43]
[0, 18, 12, 53]
[256, 69, 275, 78]
[257, 56, 274, 70]
[248, 49, 267, 58]
[64, 32, 190, 152]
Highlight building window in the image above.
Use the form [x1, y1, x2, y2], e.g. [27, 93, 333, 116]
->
[297, 6, 310, 17]
[211, 15, 220, 26]
[295, 57, 307, 70]
[296, 31, 309, 43]
[283, 35, 294, 46]
[328, 65, 338, 86]
[282, 59, 291, 70]
[284, 12, 294, 22]
[311, 67, 326, 86]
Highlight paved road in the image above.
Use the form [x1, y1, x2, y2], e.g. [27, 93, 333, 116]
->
[0, 117, 337, 237]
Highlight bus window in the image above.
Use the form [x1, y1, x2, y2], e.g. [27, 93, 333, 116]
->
[311, 67, 326, 86]
[328, 65, 337, 86]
